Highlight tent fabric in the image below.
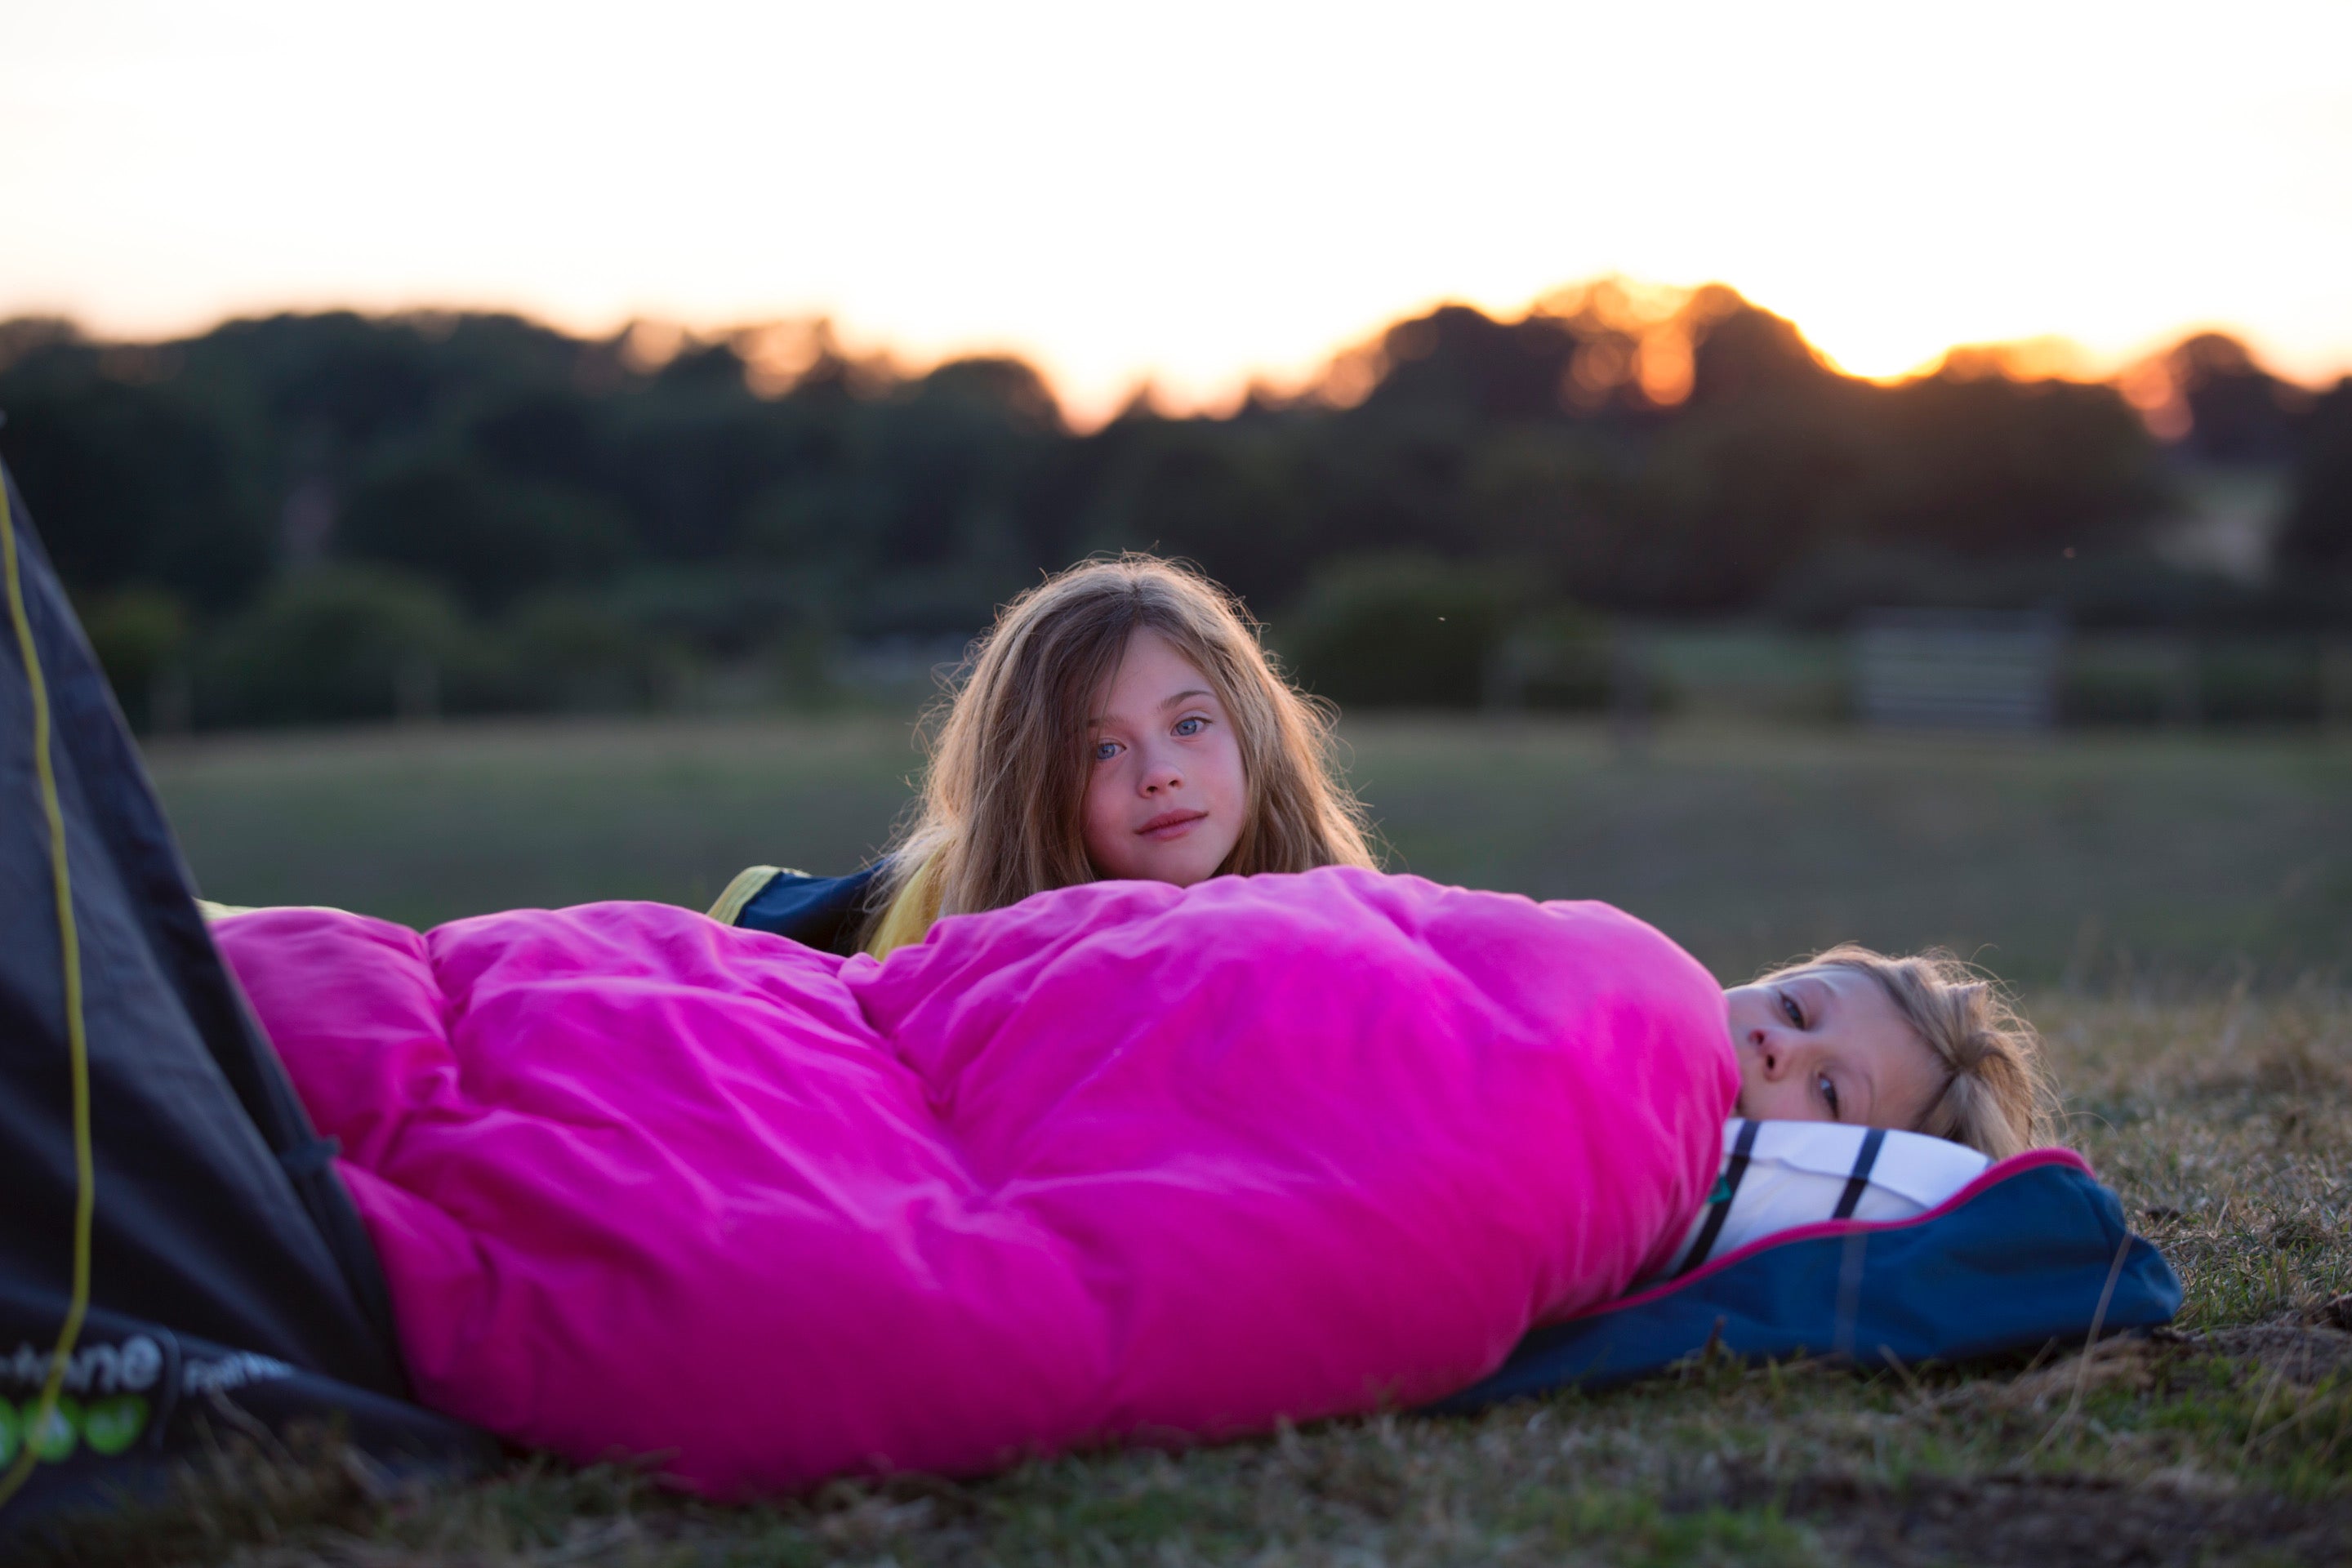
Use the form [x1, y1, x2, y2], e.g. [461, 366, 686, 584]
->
[0, 462, 492, 1528]
[0, 1283, 486, 1500]
[1427, 1149, 2182, 1412]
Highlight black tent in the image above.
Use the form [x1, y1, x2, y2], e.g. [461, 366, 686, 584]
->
[0, 459, 493, 1530]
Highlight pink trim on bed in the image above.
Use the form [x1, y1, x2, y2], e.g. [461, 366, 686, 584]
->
[1581, 1147, 2099, 1321]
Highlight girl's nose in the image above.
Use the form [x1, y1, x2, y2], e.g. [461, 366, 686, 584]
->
[1141, 755, 1183, 794]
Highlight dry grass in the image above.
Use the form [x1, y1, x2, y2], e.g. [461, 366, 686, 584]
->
[2046, 982, 2352, 1328]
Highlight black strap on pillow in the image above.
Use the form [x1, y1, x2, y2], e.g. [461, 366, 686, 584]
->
[1675, 1118, 1761, 1277]
[1832, 1127, 1887, 1220]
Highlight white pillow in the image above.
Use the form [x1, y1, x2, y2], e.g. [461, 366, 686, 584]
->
[1659, 1118, 1993, 1280]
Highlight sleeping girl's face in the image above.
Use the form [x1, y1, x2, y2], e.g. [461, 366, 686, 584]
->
[1723, 967, 1947, 1130]
[1081, 629, 1247, 887]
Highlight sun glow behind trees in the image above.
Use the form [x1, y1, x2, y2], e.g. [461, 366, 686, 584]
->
[2, 0, 2350, 423]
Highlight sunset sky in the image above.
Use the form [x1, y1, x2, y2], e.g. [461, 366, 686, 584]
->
[5, 0, 2349, 422]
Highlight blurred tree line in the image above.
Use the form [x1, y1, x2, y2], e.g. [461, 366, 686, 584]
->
[0, 280, 2345, 728]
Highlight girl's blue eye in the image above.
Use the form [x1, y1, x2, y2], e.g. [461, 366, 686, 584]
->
[1174, 716, 1205, 737]
[1780, 992, 1803, 1027]
[1093, 740, 1121, 762]
[1817, 1073, 1841, 1119]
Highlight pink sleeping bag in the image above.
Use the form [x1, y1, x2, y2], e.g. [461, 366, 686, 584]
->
[212, 866, 1735, 1495]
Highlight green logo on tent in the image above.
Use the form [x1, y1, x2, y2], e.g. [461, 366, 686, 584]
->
[0, 1399, 17, 1467]
[16, 1396, 80, 1462]
[81, 1395, 149, 1456]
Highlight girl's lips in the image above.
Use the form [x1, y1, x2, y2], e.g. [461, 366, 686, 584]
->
[1138, 808, 1208, 840]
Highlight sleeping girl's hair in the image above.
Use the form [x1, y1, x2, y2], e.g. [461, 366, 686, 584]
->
[862, 555, 1378, 954]
[1758, 945, 2058, 1160]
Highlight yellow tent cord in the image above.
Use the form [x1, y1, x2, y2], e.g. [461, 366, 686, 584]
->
[0, 479, 94, 1511]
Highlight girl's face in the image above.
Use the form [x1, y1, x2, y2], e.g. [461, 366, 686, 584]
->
[1081, 630, 1248, 887]
[1722, 967, 1948, 1130]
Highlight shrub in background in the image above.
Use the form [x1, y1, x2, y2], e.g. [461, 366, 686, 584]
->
[2198, 642, 2324, 724]
[78, 586, 189, 730]
[1274, 555, 1523, 710]
[1491, 605, 1619, 712]
[195, 566, 497, 727]
[1763, 546, 2279, 631]
[498, 591, 682, 713]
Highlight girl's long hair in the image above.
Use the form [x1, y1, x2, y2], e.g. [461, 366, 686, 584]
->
[865, 555, 1377, 946]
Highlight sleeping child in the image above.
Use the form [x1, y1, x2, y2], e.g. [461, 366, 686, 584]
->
[1665, 944, 2056, 1276]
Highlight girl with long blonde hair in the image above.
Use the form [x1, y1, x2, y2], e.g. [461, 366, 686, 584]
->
[710, 555, 1378, 956]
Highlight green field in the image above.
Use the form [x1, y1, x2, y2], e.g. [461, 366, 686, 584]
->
[43, 715, 2352, 1565]
[147, 714, 2352, 984]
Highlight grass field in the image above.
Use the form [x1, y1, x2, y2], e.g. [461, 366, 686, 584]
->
[39, 716, 2352, 1565]
[145, 713, 2352, 983]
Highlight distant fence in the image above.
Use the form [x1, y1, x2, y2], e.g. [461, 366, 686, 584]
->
[1851, 609, 2063, 732]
